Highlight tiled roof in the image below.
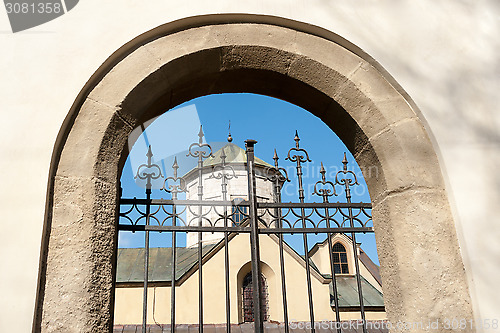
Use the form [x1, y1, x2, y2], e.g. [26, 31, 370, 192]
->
[116, 245, 216, 283]
[329, 276, 385, 308]
[204, 143, 272, 168]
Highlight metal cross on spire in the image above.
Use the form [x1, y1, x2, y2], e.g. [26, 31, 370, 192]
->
[227, 120, 233, 142]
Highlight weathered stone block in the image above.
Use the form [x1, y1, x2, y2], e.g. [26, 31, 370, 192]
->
[373, 189, 473, 332]
[56, 98, 130, 183]
[356, 118, 445, 204]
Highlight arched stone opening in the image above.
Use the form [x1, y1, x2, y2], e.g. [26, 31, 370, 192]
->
[34, 14, 474, 332]
[242, 272, 269, 323]
[236, 261, 276, 324]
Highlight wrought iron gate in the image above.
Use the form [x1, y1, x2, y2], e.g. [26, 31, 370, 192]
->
[118, 128, 374, 333]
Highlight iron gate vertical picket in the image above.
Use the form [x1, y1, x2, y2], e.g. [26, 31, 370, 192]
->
[118, 128, 374, 333]
[245, 139, 265, 333]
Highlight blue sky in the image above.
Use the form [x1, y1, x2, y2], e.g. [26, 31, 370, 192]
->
[119, 93, 379, 265]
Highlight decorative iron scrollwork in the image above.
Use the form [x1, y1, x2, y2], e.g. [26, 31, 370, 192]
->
[335, 152, 359, 201]
[162, 157, 186, 200]
[313, 162, 337, 202]
[187, 125, 213, 160]
[265, 149, 290, 202]
[134, 145, 163, 190]
[120, 131, 372, 232]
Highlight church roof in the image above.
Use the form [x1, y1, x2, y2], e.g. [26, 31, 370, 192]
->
[330, 276, 385, 308]
[205, 142, 273, 168]
[186, 143, 272, 176]
[115, 245, 216, 284]
[115, 246, 383, 308]
[116, 242, 384, 309]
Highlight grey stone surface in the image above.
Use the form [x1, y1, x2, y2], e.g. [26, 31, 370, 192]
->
[41, 176, 118, 332]
[373, 189, 473, 331]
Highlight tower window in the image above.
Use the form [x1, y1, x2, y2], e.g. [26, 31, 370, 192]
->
[332, 242, 349, 274]
[232, 197, 248, 226]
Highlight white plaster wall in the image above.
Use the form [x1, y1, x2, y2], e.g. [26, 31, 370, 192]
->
[0, 1, 498, 331]
[184, 166, 274, 247]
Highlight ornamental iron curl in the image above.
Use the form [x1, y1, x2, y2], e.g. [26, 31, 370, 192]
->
[209, 146, 237, 185]
[285, 131, 311, 202]
[335, 152, 359, 201]
[186, 125, 213, 160]
[313, 162, 337, 202]
[134, 145, 163, 190]
[162, 157, 186, 200]
[265, 149, 290, 202]
[286, 130, 312, 164]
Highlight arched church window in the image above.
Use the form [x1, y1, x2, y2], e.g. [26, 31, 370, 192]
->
[242, 272, 269, 322]
[332, 242, 349, 274]
[231, 197, 248, 226]
[114, 93, 381, 332]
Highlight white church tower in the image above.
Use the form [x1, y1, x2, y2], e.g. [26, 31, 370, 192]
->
[182, 137, 281, 247]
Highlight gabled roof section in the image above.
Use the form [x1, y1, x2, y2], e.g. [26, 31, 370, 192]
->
[359, 249, 383, 286]
[308, 233, 382, 287]
[115, 245, 216, 284]
[308, 233, 359, 257]
[330, 276, 384, 308]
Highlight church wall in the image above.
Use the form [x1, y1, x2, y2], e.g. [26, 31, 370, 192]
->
[309, 234, 383, 294]
[0, 1, 498, 331]
[184, 166, 275, 247]
[309, 235, 356, 281]
[114, 233, 385, 324]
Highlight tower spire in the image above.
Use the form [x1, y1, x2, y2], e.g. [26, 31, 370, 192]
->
[227, 120, 233, 142]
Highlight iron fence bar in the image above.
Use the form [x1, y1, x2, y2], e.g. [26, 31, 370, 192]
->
[224, 231, 231, 332]
[142, 187, 151, 333]
[120, 199, 248, 206]
[117, 225, 374, 234]
[314, 163, 341, 332]
[119, 198, 371, 209]
[349, 216, 367, 333]
[214, 146, 233, 333]
[119, 225, 250, 232]
[135, 146, 163, 333]
[325, 213, 341, 332]
[270, 150, 289, 333]
[300, 203, 315, 332]
[259, 228, 373, 233]
[287, 132, 315, 333]
[326, 231, 342, 333]
[164, 157, 184, 333]
[257, 202, 371, 209]
[186, 126, 212, 333]
[224, 131, 233, 333]
[197, 169, 204, 333]
[257, 228, 373, 234]
[337, 154, 367, 333]
[245, 140, 264, 333]
[170, 205, 177, 333]
[278, 229, 289, 333]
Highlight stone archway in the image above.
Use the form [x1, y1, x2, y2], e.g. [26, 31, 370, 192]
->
[33, 14, 474, 332]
